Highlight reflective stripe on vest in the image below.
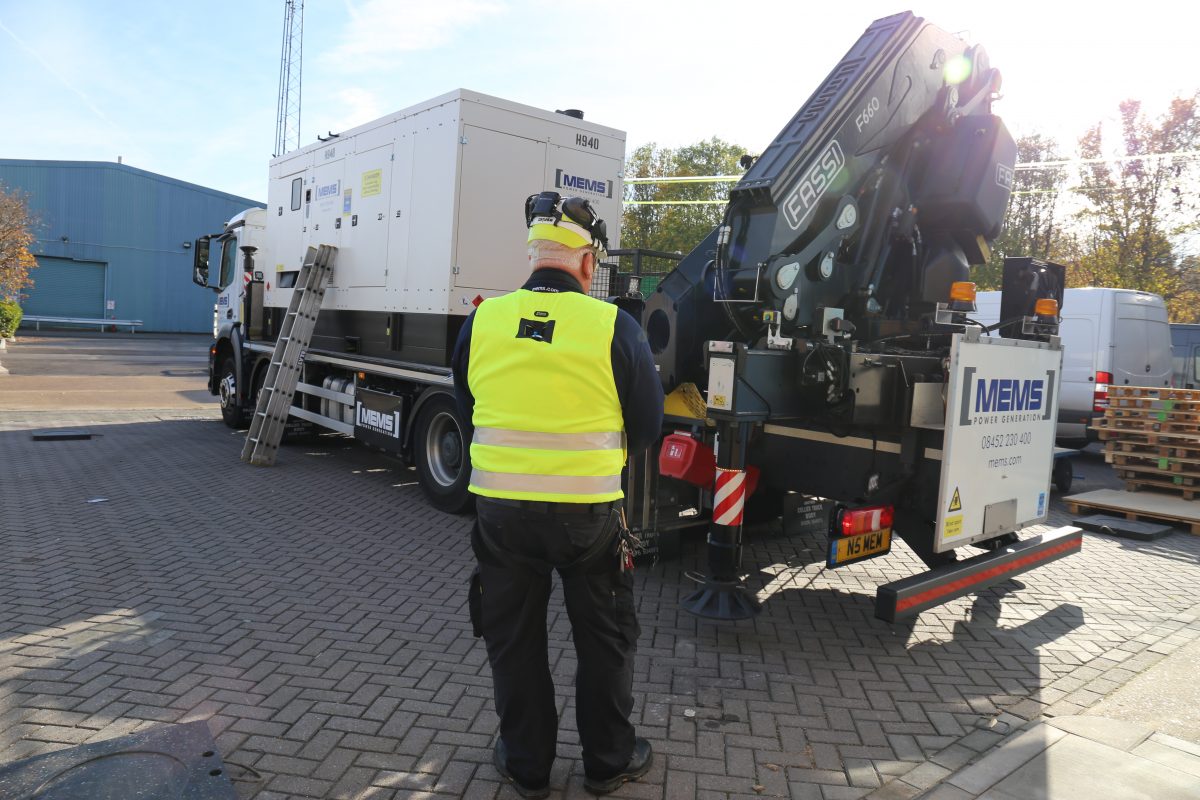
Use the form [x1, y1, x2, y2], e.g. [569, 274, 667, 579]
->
[467, 288, 625, 503]
[473, 427, 624, 451]
[470, 469, 622, 497]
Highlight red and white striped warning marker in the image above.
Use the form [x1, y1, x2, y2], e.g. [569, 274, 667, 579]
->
[713, 467, 747, 527]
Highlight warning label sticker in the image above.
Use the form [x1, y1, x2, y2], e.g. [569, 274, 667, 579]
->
[948, 487, 962, 512]
[944, 515, 964, 539]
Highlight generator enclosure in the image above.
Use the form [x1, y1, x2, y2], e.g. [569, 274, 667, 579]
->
[260, 89, 626, 365]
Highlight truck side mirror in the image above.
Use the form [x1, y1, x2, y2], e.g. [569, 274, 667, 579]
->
[192, 236, 213, 289]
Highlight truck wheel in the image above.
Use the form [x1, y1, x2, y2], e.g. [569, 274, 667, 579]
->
[218, 356, 248, 429]
[414, 394, 473, 514]
[1053, 458, 1073, 493]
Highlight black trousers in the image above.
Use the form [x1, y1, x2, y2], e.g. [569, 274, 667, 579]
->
[471, 497, 640, 787]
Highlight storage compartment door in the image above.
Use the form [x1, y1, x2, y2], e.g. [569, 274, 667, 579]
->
[267, 167, 307, 282]
[454, 125, 546, 292]
[309, 160, 345, 259]
[339, 144, 393, 288]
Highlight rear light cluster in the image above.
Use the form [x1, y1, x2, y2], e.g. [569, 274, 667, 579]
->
[838, 505, 894, 536]
[1093, 371, 1112, 413]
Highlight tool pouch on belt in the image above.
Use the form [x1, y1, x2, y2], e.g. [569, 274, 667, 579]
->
[467, 566, 484, 638]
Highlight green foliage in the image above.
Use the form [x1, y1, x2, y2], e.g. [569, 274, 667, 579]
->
[978, 92, 1200, 321]
[622, 138, 748, 255]
[1071, 93, 1200, 320]
[0, 182, 38, 301]
[0, 299, 22, 338]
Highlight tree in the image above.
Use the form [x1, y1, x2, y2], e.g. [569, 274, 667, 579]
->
[978, 133, 1070, 289]
[622, 137, 748, 255]
[0, 183, 37, 301]
[1072, 93, 1200, 319]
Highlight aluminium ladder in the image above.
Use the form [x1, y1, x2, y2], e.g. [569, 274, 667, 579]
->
[241, 244, 337, 466]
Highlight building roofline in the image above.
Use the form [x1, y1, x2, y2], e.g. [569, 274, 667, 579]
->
[0, 159, 263, 207]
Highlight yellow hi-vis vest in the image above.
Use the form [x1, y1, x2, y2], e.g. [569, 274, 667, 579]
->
[467, 288, 625, 503]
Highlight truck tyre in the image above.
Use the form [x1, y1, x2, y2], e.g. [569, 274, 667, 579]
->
[414, 394, 473, 514]
[1053, 457, 1073, 493]
[218, 356, 248, 429]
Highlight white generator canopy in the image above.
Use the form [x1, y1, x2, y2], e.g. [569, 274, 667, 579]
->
[263, 89, 626, 316]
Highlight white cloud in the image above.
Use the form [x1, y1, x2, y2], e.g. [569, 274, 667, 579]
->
[324, 0, 506, 70]
[331, 87, 387, 132]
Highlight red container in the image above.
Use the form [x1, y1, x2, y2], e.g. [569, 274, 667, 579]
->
[658, 433, 715, 487]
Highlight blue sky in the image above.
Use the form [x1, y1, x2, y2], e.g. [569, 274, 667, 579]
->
[1, 1, 1195, 202]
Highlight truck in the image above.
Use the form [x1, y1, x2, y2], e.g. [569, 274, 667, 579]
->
[632, 11, 1081, 620]
[196, 12, 1081, 622]
[193, 89, 626, 512]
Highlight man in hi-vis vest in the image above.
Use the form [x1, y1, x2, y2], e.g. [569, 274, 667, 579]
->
[451, 192, 664, 797]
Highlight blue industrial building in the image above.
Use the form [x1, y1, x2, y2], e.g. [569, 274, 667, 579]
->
[0, 159, 261, 333]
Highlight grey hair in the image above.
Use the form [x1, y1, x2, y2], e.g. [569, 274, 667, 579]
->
[528, 239, 588, 270]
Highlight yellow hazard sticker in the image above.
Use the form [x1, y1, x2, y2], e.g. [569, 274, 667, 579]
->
[948, 487, 962, 512]
[362, 168, 383, 198]
[944, 514, 963, 538]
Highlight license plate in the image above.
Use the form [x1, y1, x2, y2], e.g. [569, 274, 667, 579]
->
[827, 528, 892, 568]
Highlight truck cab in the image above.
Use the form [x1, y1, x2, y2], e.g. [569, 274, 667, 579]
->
[192, 207, 268, 425]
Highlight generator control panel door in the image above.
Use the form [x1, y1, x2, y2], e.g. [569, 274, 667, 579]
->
[935, 333, 1063, 552]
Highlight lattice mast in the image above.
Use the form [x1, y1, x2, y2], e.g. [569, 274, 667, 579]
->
[273, 0, 304, 157]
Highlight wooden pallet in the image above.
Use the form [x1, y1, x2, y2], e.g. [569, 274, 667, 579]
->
[1095, 426, 1200, 446]
[1094, 416, 1200, 434]
[1110, 386, 1200, 402]
[1064, 489, 1200, 535]
[1109, 451, 1200, 472]
[1117, 475, 1200, 500]
[1108, 439, 1200, 459]
[1111, 397, 1200, 412]
[1107, 408, 1200, 424]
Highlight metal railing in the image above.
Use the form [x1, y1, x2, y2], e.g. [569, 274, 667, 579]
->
[20, 316, 144, 333]
[591, 248, 684, 300]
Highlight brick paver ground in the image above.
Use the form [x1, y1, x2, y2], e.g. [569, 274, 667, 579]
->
[2, 416, 1199, 800]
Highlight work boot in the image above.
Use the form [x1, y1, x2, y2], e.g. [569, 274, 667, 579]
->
[584, 737, 653, 795]
[492, 739, 550, 799]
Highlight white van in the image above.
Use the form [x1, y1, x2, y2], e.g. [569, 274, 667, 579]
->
[974, 288, 1172, 445]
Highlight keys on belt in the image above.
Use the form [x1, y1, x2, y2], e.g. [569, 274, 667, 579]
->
[617, 507, 640, 573]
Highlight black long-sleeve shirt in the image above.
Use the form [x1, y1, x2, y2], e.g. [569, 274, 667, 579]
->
[451, 268, 665, 457]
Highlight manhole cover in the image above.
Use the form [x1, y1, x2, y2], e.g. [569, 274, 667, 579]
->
[0, 720, 237, 799]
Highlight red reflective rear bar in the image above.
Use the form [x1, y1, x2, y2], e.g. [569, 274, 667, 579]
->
[875, 527, 1083, 622]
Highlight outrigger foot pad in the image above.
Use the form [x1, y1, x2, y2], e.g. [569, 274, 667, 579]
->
[681, 579, 761, 620]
